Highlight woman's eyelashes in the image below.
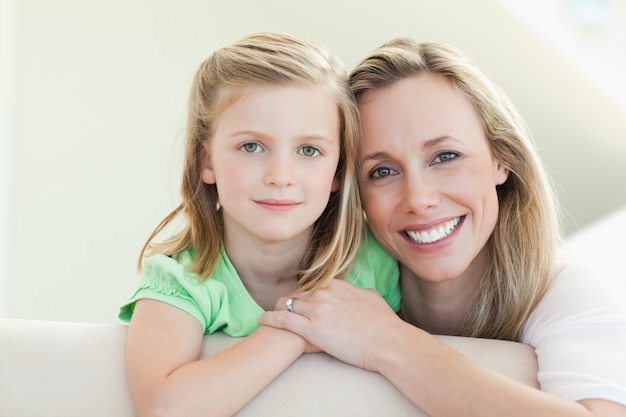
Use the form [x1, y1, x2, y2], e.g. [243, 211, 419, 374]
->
[364, 150, 461, 180]
[432, 151, 460, 165]
[368, 165, 398, 179]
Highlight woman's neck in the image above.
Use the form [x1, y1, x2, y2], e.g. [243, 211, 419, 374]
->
[400, 262, 482, 336]
[223, 228, 311, 311]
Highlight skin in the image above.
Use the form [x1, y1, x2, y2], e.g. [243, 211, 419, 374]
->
[357, 75, 508, 335]
[126, 84, 339, 417]
[203, 84, 340, 311]
[260, 75, 626, 416]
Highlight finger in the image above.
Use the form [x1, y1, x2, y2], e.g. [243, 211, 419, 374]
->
[259, 309, 311, 338]
[275, 296, 314, 316]
[275, 294, 305, 310]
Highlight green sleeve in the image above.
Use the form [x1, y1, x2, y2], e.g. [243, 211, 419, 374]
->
[347, 231, 402, 312]
[118, 253, 208, 329]
[119, 250, 264, 337]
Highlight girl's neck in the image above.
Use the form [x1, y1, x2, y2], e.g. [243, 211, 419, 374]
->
[223, 228, 311, 311]
[400, 259, 483, 336]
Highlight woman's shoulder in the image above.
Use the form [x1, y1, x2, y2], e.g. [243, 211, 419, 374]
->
[523, 261, 626, 340]
[546, 261, 625, 304]
[522, 261, 626, 404]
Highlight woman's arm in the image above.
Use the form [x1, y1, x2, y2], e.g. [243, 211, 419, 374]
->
[259, 279, 626, 417]
[126, 299, 306, 417]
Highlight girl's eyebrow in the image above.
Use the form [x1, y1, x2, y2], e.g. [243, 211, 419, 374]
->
[230, 129, 336, 143]
[300, 134, 336, 143]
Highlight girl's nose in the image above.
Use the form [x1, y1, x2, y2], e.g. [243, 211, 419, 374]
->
[263, 153, 295, 187]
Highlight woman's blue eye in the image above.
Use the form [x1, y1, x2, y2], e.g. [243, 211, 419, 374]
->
[242, 143, 261, 153]
[299, 146, 320, 157]
[434, 151, 457, 164]
[370, 166, 396, 178]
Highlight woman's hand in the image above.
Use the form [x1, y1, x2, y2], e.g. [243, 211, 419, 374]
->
[259, 279, 405, 372]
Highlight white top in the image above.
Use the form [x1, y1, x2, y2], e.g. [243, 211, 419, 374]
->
[522, 262, 626, 405]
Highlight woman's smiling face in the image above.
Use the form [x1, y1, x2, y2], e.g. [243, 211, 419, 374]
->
[358, 74, 509, 284]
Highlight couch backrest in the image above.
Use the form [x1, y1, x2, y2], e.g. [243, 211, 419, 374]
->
[0, 318, 538, 417]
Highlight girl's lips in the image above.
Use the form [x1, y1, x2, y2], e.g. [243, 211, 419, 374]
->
[255, 199, 300, 212]
[404, 216, 462, 244]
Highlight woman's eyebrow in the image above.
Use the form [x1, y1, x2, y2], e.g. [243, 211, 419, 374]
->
[361, 151, 393, 161]
[422, 135, 457, 149]
[362, 136, 457, 161]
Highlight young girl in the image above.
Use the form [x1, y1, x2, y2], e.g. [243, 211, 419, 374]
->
[118, 33, 400, 417]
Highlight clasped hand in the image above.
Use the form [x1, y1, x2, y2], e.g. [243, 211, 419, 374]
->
[260, 279, 401, 372]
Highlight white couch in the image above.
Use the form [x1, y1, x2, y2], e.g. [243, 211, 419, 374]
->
[0, 318, 538, 417]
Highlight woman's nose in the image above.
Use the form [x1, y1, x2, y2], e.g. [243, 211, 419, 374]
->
[400, 173, 440, 214]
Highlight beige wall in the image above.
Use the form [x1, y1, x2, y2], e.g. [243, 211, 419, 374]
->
[1, 0, 625, 323]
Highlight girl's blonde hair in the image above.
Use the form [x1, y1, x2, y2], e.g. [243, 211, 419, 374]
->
[140, 32, 363, 292]
[350, 39, 562, 341]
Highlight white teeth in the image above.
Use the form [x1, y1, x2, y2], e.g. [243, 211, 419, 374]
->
[406, 217, 461, 244]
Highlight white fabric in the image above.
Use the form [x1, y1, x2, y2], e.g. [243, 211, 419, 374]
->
[562, 206, 626, 286]
[522, 262, 626, 405]
[0, 319, 538, 417]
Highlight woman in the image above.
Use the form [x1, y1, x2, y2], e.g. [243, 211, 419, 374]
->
[260, 39, 626, 416]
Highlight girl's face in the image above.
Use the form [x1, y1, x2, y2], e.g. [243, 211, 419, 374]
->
[358, 75, 508, 284]
[203, 84, 341, 247]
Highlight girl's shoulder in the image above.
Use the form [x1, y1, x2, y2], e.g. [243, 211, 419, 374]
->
[359, 229, 396, 263]
[346, 230, 401, 311]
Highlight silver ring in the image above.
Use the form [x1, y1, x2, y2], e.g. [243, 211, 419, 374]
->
[285, 297, 296, 313]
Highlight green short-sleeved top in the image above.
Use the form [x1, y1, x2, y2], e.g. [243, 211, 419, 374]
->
[119, 231, 400, 337]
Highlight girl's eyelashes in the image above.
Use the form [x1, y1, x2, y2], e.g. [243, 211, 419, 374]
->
[240, 142, 263, 153]
[239, 142, 322, 156]
[298, 145, 321, 157]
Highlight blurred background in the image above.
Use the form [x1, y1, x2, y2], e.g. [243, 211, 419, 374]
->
[1, 0, 625, 323]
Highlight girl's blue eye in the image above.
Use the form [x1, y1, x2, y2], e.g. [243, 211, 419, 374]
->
[242, 143, 261, 153]
[434, 151, 457, 164]
[370, 166, 397, 179]
[299, 146, 320, 157]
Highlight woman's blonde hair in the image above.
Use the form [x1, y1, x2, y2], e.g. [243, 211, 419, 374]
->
[139, 32, 363, 292]
[350, 39, 562, 340]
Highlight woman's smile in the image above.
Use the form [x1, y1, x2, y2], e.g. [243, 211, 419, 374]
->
[404, 216, 462, 244]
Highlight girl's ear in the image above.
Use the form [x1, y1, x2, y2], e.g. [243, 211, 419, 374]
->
[331, 177, 340, 192]
[201, 151, 217, 185]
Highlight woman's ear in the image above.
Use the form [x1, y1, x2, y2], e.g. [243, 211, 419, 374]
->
[201, 150, 216, 185]
[331, 177, 340, 192]
[493, 160, 509, 186]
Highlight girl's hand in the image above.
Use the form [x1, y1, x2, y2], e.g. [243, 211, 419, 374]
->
[259, 279, 405, 372]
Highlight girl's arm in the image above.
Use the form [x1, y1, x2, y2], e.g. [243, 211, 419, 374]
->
[126, 298, 306, 417]
[259, 279, 626, 417]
